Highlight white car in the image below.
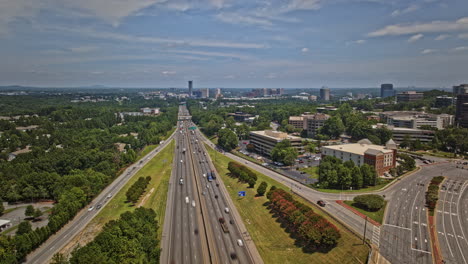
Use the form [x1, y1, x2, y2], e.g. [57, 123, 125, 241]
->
[107, 193, 112, 199]
[191, 200, 196, 207]
[237, 239, 244, 247]
[203, 173, 206, 177]
[88, 206, 94, 211]
[224, 207, 230, 213]
[180, 160, 183, 163]
[185, 196, 189, 204]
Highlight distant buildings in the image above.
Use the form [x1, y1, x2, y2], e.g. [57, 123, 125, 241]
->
[140, 107, 160, 115]
[379, 111, 453, 129]
[453, 84, 468, 96]
[321, 139, 397, 176]
[246, 88, 283, 98]
[455, 94, 468, 128]
[396, 91, 423, 102]
[288, 113, 330, 138]
[227, 112, 254, 122]
[201, 88, 209, 98]
[380, 84, 394, 98]
[215, 88, 222, 99]
[249, 130, 303, 156]
[320, 87, 330, 101]
[188, 80, 193, 96]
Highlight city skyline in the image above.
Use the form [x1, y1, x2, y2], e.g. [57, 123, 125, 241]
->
[1, 0, 468, 88]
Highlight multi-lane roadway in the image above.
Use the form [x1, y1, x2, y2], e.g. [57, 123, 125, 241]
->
[161, 105, 256, 264]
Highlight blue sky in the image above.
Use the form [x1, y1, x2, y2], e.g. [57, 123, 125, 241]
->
[0, 0, 468, 88]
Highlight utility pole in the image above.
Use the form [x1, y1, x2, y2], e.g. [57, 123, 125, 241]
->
[363, 216, 368, 244]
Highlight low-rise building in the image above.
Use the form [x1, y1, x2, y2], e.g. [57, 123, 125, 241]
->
[321, 139, 397, 176]
[288, 113, 330, 137]
[380, 111, 453, 129]
[140, 107, 160, 115]
[435, 95, 455, 108]
[396, 91, 423, 102]
[249, 130, 303, 156]
[389, 127, 435, 144]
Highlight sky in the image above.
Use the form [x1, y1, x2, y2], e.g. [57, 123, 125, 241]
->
[0, 0, 468, 88]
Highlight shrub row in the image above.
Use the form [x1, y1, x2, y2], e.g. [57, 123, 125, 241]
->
[126, 176, 151, 204]
[227, 162, 257, 188]
[267, 188, 341, 249]
[426, 176, 444, 211]
[353, 194, 385, 211]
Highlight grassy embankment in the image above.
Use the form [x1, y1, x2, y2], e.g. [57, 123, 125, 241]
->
[313, 179, 393, 194]
[206, 146, 369, 264]
[343, 201, 387, 224]
[91, 139, 174, 240]
[136, 127, 176, 160]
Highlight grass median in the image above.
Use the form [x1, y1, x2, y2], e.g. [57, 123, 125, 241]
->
[206, 145, 369, 264]
[60, 139, 175, 257]
[343, 201, 387, 224]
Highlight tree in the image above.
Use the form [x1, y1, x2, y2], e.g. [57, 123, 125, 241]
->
[248, 178, 256, 188]
[217, 128, 239, 151]
[51, 253, 69, 264]
[361, 164, 376, 187]
[375, 127, 393, 144]
[33, 208, 43, 220]
[320, 116, 345, 139]
[257, 181, 268, 196]
[25, 205, 35, 218]
[0, 202, 4, 216]
[17, 221, 32, 235]
[353, 194, 385, 211]
[351, 167, 363, 189]
[271, 139, 298, 166]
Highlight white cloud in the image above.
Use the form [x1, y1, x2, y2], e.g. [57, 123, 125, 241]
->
[70, 46, 99, 53]
[215, 13, 273, 27]
[452, 46, 468, 52]
[408, 34, 423, 43]
[435, 34, 450, 40]
[368, 17, 468, 37]
[161, 70, 176, 75]
[168, 49, 252, 60]
[391, 5, 419, 17]
[301, 47, 309, 53]
[0, 1, 43, 35]
[458, 33, 468, 39]
[421, 49, 436, 54]
[346, 39, 366, 45]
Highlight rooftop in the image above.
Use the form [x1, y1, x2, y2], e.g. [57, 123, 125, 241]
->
[323, 142, 393, 155]
[289, 116, 304, 121]
[250, 130, 302, 141]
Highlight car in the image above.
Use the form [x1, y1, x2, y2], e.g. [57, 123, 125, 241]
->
[317, 200, 326, 207]
[88, 206, 94, 211]
[180, 160, 183, 163]
[299, 160, 304, 163]
[185, 196, 189, 204]
[107, 193, 112, 199]
[203, 173, 206, 177]
[224, 207, 230, 213]
[96, 204, 102, 209]
[237, 239, 244, 247]
[191, 200, 196, 207]
[179, 178, 184, 185]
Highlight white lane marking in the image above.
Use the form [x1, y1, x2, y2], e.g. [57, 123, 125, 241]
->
[412, 248, 431, 254]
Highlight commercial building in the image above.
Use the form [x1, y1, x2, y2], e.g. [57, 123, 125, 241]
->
[389, 127, 435, 144]
[321, 139, 397, 176]
[288, 113, 330, 137]
[246, 88, 284, 98]
[456, 94, 468, 128]
[201, 88, 209, 98]
[227, 112, 254, 122]
[435, 95, 455, 108]
[379, 111, 453, 129]
[396, 91, 423, 102]
[453, 84, 468, 96]
[380, 84, 394, 98]
[215, 88, 222, 99]
[249, 130, 303, 156]
[140, 107, 160, 115]
[188, 80, 193, 96]
[320, 87, 330, 101]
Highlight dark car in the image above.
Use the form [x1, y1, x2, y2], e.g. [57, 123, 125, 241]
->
[317, 200, 326, 207]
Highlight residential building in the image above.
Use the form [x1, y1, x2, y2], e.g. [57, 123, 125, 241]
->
[389, 127, 435, 144]
[456, 94, 468, 128]
[321, 139, 397, 176]
[396, 91, 423, 102]
[435, 95, 455, 108]
[320, 87, 330, 101]
[380, 83, 394, 98]
[249, 130, 303, 156]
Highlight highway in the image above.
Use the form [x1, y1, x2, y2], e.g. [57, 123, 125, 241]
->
[161, 105, 257, 264]
[25, 132, 176, 264]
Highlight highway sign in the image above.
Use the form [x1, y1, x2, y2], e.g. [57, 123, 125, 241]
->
[189, 126, 197, 130]
[238, 191, 246, 197]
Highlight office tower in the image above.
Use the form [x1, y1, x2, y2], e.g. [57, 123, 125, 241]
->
[453, 84, 468, 96]
[188, 81, 193, 96]
[215, 88, 222, 99]
[201, 88, 209, 98]
[320, 87, 330, 101]
[380, 84, 394, 98]
[456, 94, 468, 128]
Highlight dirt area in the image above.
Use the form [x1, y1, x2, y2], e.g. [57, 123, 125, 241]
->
[138, 188, 155, 207]
[59, 221, 104, 259]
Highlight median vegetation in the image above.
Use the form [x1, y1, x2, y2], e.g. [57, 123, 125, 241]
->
[126, 176, 151, 204]
[426, 176, 445, 215]
[268, 188, 341, 250]
[227, 161, 257, 188]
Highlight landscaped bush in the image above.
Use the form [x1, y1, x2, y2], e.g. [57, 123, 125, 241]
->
[353, 194, 385, 211]
[426, 176, 444, 212]
[268, 188, 341, 249]
[228, 162, 257, 187]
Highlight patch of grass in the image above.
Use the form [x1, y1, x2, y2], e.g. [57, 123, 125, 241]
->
[1, 225, 18, 235]
[232, 150, 262, 165]
[2, 206, 25, 215]
[298, 166, 319, 179]
[206, 145, 369, 264]
[209, 135, 218, 145]
[92, 140, 174, 241]
[343, 201, 387, 224]
[313, 180, 393, 193]
[137, 145, 158, 160]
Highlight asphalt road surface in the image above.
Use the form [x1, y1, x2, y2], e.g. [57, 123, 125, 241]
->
[161, 105, 255, 264]
[25, 132, 176, 264]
